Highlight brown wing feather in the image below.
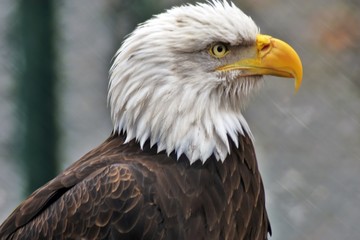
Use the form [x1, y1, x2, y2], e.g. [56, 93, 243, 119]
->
[0, 134, 166, 240]
[0, 133, 271, 240]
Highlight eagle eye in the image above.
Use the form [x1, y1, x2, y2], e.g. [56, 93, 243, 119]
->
[209, 43, 229, 58]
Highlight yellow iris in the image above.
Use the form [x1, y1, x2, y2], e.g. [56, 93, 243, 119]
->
[209, 43, 229, 58]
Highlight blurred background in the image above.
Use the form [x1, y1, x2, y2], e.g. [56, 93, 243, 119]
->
[0, 0, 359, 239]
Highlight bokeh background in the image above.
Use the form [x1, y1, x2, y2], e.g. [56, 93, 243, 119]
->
[0, 0, 360, 239]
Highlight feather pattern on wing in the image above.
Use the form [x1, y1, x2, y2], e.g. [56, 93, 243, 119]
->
[0, 133, 270, 240]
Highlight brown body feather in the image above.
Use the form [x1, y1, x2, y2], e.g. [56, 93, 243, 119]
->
[0, 133, 271, 240]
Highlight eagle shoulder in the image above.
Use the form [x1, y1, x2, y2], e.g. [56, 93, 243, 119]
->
[0, 133, 271, 240]
[0, 136, 165, 240]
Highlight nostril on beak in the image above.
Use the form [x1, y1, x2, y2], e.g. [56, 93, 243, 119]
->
[256, 34, 272, 56]
[260, 42, 271, 52]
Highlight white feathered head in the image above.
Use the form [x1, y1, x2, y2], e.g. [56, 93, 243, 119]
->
[108, 1, 302, 163]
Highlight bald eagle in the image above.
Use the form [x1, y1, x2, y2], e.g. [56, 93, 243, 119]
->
[0, 1, 302, 240]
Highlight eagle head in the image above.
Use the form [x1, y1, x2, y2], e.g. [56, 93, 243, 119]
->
[108, 1, 302, 164]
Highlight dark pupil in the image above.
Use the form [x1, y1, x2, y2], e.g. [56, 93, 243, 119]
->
[216, 45, 223, 53]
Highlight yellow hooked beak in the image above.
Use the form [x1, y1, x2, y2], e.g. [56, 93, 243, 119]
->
[217, 34, 303, 92]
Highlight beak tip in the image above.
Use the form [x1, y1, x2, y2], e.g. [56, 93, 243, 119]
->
[294, 75, 302, 93]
